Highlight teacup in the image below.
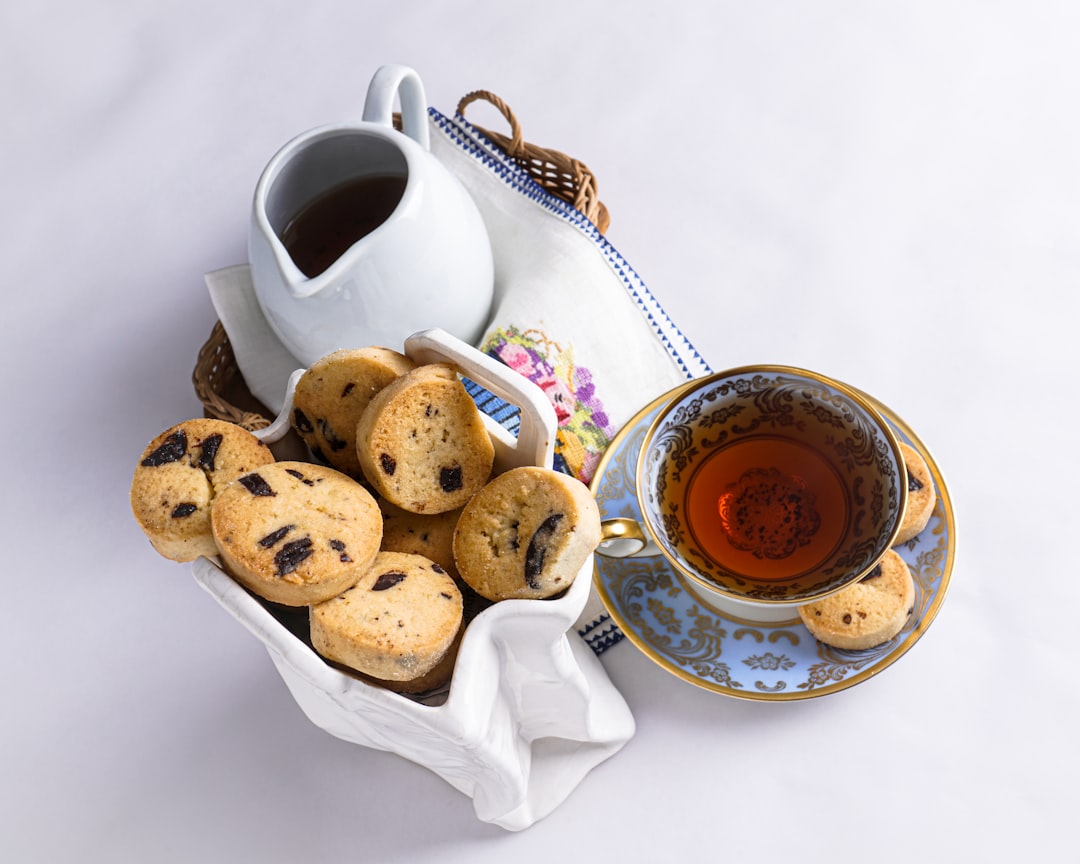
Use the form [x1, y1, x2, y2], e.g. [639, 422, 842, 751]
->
[249, 65, 494, 366]
[597, 366, 908, 622]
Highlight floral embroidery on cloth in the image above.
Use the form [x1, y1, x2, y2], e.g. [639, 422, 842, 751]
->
[482, 326, 615, 483]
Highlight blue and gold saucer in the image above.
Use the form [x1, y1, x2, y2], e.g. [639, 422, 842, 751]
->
[590, 380, 955, 700]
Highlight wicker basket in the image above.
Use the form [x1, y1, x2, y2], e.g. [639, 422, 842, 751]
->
[193, 90, 609, 430]
[456, 90, 609, 233]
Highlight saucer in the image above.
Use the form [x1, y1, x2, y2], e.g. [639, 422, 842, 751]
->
[590, 380, 955, 700]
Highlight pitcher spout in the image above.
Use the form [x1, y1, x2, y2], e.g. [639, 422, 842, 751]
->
[285, 269, 332, 300]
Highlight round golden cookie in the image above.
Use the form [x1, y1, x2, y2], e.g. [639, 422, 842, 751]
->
[291, 347, 415, 478]
[342, 616, 466, 696]
[130, 418, 275, 562]
[453, 466, 601, 601]
[797, 549, 915, 650]
[378, 499, 463, 580]
[309, 551, 463, 683]
[210, 461, 382, 606]
[893, 441, 936, 545]
[356, 364, 494, 514]
[384, 625, 465, 695]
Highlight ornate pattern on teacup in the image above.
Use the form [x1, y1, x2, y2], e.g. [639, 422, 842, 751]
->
[637, 367, 905, 604]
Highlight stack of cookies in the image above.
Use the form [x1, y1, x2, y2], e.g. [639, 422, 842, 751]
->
[797, 441, 937, 651]
[131, 347, 600, 694]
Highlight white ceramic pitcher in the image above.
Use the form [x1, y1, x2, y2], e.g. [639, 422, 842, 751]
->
[249, 65, 494, 366]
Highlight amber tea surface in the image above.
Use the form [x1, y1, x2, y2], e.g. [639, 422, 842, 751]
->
[682, 436, 849, 583]
[281, 174, 407, 278]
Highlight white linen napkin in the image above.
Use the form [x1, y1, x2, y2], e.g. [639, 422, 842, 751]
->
[206, 105, 711, 656]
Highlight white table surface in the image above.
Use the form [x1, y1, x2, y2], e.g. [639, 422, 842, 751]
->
[4, 2, 1075, 861]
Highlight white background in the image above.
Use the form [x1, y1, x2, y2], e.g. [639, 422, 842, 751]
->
[3, 1, 1075, 861]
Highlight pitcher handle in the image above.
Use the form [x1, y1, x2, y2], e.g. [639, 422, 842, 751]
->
[362, 64, 431, 151]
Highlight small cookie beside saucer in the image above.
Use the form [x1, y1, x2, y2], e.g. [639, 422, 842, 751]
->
[291, 347, 416, 478]
[894, 441, 936, 545]
[130, 418, 275, 562]
[797, 549, 915, 650]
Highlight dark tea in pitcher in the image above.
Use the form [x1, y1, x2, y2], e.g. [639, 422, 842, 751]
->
[683, 436, 849, 582]
[281, 174, 407, 278]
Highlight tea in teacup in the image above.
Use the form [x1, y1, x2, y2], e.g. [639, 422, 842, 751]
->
[681, 434, 850, 583]
[598, 366, 907, 621]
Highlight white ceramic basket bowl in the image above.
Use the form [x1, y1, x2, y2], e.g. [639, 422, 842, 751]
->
[191, 328, 634, 831]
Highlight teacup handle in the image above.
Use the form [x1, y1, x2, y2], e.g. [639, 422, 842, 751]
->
[597, 518, 661, 558]
[362, 64, 431, 151]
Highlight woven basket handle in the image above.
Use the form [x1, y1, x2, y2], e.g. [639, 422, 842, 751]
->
[456, 89, 610, 234]
[457, 90, 526, 156]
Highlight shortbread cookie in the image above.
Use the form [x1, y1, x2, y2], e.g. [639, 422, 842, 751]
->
[375, 622, 464, 695]
[453, 466, 601, 601]
[210, 461, 382, 606]
[309, 551, 463, 683]
[379, 499, 463, 580]
[893, 441, 936, 545]
[291, 347, 415, 477]
[349, 619, 465, 696]
[356, 364, 494, 513]
[797, 549, 915, 650]
[130, 418, 275, 562]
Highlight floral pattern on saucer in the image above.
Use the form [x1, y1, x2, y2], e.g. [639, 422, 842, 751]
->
[591, 383, 955, 700]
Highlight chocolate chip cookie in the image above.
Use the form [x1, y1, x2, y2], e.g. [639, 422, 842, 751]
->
[130, 418, 275, 562]
[210, 461, 382, 606]
[452, 466, 601, 601]
[356, 363, 494, 514]
[893, 441, 936, 545]
[797, 549, 915, 650]
[309, 551, 463, 685]
[291, 347, 415, 477]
